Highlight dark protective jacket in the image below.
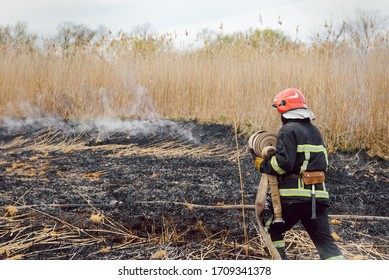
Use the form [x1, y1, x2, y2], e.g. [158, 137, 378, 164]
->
[260, 117, 330, 205]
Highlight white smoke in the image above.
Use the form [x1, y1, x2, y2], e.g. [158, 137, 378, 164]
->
[127, 86, 160, 121]
[0, 85, 198, 144]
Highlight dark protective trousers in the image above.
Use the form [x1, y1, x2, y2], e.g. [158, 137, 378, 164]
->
[268, 202, 344, 260]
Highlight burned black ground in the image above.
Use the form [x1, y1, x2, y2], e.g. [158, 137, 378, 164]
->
[0, 119, 388, 260]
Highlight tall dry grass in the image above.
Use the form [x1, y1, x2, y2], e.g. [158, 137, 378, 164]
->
[0, 41, 388, 157]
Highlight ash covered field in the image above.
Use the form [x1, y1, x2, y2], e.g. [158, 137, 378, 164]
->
[0, 118, 388, 260]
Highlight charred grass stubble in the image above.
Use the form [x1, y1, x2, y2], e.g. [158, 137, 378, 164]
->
[1, 124, 388, 260]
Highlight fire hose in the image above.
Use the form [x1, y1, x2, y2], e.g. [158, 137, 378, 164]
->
[248, 131, 284, 260]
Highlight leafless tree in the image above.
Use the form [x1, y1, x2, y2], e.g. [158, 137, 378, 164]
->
[345, 9, 388, 52]
[0, 22, 37, 51]
[312, 9, 388, 52]
[56, 22, 97, 55]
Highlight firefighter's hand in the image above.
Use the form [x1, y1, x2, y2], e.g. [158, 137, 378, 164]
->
[254, 157, 264, 170]
[248, 148, 263, 170]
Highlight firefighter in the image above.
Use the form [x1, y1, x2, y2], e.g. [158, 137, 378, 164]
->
[254, 88, 345, 260]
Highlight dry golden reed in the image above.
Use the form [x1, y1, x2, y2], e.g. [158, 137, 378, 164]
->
[150, 249, 166, 260]
[90, 213, 105, 224]
[5, 205, 18, 216]
[0, 42, 387, 157]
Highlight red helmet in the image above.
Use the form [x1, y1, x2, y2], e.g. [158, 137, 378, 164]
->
[272, 88, 308, 113]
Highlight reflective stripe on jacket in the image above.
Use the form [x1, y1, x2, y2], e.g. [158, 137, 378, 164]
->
[260, 118, 330, 204]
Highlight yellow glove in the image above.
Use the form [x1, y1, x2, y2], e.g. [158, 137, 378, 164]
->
[254, 157, 264, 170]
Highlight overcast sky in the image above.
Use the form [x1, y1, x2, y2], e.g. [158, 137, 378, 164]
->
[1, 0, 388, 42]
